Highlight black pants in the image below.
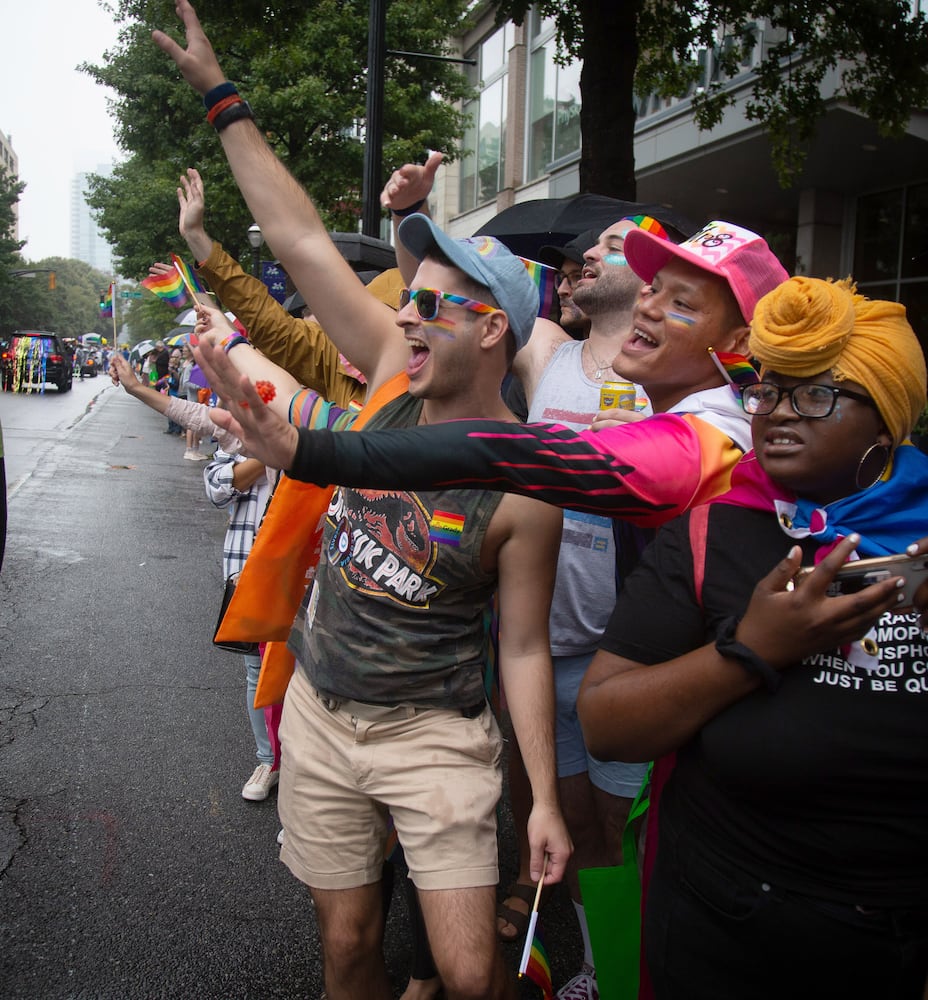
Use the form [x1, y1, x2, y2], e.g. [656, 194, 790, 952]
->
[645, 811, 928, 1000]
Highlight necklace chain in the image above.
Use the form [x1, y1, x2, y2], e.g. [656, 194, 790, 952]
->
[584, 340, 612, 381]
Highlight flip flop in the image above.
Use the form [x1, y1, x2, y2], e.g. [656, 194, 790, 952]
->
[496, 881, 539, 943]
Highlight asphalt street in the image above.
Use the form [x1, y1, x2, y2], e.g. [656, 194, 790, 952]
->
[0, 384, 581, 999]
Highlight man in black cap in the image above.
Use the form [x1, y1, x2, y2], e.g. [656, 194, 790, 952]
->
[538, 229, 596, 340]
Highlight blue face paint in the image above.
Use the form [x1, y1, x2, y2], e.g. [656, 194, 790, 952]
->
[603, 253, 628, 267]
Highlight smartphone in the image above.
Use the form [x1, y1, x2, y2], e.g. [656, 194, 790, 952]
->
[794, 552, 928, 610]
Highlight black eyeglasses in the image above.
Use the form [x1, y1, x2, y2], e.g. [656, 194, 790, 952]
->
[740, 381, 876, 419]
[556, 271, 581, 290]
[399, 287, 496, 322]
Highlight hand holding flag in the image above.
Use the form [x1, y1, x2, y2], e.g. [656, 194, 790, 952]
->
[518, 859, 553, 1000]
[141, 261, 190, 308]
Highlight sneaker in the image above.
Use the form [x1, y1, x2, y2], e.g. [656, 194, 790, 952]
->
[277, 828, 285, 845]
[189, 451, 211, 461]
[555, 966, 598, 1000]
[241, 764, 279, 801]
[183, 449, 197, 461]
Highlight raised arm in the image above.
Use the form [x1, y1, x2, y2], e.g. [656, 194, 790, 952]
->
[152, 0, 407, 393]
[177, 168, 364, 407]
[193, 335, 737, 527]
[192, 304, 300, 422]
[381, 151, 443, 287]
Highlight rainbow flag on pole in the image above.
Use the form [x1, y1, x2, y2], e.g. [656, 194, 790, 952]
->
[170, 252, 205, 302]
[99, 283, 113, 318]
[708, 347, 760, 400]
[141, 268, 189, 308]
[519, 912, 553, 1000]
[520, 257, 559, 322]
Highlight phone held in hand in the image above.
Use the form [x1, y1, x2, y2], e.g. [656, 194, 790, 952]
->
[794, 553, 928, 611]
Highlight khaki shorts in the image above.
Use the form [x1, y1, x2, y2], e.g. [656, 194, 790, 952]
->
[278, 666, 503, 891]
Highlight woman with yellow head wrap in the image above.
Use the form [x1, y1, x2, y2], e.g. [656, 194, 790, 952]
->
[749, 276, 926, 448]
[574, 275, 928, 999]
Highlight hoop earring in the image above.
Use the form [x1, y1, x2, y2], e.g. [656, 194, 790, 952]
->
[855, 443, 891, 490]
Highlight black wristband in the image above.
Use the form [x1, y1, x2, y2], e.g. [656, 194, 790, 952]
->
[212, 100, 255, 133]
[390, 198, 426, 217]
[714, 615, 782, 692]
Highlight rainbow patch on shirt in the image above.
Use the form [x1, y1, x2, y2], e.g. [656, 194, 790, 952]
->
[429, 510, 466, 546]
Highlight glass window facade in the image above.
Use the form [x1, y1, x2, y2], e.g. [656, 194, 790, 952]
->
[527, 12, 582, 180]
[460, 24, 513, 213]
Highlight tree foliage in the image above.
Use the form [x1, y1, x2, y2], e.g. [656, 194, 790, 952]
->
[82, 0, 473, 280]
[493, 0, 928, 195]
[0, 166, 27, 336]
[1, 257, 119, 341]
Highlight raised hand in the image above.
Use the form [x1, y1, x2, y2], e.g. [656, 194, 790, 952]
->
[151, 0, 226, 96]
[176, 168, 213, 263]
[380, 151, 444, 213]
[193, 338, 300, 471]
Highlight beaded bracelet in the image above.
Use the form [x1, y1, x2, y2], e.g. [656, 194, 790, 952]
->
[390, 198, 426, 217]
[714, 615, 782, 692]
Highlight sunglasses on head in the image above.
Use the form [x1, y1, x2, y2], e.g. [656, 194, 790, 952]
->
[400, 287, 496, 322]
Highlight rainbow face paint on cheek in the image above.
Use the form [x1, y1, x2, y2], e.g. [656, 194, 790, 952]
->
[667, 311, 696, 327]
[603, 253, 628, 266]
[424, 316, 459, 337]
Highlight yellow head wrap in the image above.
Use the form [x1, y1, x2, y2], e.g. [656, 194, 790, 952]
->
[749, 276, 927, 447]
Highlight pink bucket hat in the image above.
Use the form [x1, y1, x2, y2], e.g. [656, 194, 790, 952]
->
[624, 220, 789, 324]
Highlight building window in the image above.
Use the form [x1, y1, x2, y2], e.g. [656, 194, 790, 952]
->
[460, 23, 513, 213]
[853, 181, 928, 359]
[527, 11, 581, 180]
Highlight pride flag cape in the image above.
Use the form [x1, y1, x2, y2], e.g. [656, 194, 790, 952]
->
[99, 283, 113, 318]
[717, 441, 928, 559]
[520, 257, 559, 322]
[141, 267, 189, 308]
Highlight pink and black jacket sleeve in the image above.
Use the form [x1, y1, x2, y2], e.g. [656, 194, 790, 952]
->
[287, 413, 747, 529]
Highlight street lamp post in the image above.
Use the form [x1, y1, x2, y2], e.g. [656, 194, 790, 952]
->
[247, 223, 263, 277]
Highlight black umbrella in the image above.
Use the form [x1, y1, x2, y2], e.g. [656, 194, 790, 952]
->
[472, 194, 699, 259]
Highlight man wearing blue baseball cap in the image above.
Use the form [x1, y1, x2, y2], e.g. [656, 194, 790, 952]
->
[154, 7, 572, 997]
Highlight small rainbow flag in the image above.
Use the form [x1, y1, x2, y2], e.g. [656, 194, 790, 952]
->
[170, 252, 205, 302]
[99, 283, 113, 318]
[520, 257, 559, 321]
[141, 268, 189, 308]
[708, 347, 760, 400]
[429, 510, 466, 547]
[519, 913, 553, 1000]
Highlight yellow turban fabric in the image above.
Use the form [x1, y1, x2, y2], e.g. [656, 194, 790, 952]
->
[749, 276, 927, 447]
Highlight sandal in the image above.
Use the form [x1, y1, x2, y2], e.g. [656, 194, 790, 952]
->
[496, 881, 539, 943]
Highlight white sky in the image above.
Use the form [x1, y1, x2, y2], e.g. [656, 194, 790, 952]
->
[1, 0, 124, 261]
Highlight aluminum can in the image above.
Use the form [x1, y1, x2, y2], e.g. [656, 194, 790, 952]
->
[599, 380, 637, 411]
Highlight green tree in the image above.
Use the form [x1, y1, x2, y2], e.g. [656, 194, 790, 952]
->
[492, 0, 928, 197]
[0, 166, 27, 337]
[82, 0, 473, 279]
[2, 258, 118, 340]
